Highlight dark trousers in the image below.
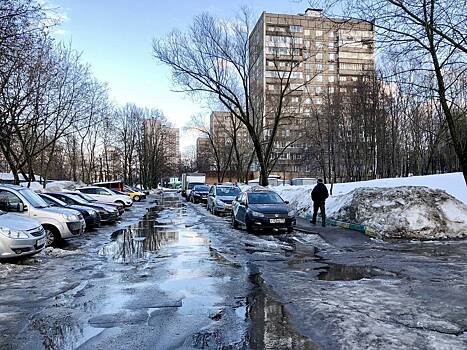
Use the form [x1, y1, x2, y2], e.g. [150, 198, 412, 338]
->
[312, 201, 326, 226]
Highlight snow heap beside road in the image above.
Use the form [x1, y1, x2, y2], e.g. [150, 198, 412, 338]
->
[272, 172, 467, 240]
[330, 187, 467, 239]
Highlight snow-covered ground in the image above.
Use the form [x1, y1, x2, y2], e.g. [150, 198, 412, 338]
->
[270, 172, 467, 239]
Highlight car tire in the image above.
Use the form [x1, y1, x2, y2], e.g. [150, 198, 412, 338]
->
[116, 200, 125, 207]
[232, 215, 239, 229]
[43, 225, 61, 247]
[134, 195, 140, 202]
[245, 219, 254, 234]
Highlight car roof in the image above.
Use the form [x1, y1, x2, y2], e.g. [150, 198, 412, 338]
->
[245, 187, 272, 193]
[0, 184, 24, 190]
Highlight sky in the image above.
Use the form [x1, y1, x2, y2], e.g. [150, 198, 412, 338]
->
[49, 0, 309, 152]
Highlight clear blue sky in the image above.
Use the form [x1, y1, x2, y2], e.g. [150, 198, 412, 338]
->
[50, 0, 308, 151]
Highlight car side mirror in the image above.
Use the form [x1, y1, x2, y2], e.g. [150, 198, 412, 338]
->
[9, 202, 25, 212]
[284, 201, 289, 204]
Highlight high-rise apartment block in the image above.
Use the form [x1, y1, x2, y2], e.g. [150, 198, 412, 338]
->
[249, 8, 375, 178]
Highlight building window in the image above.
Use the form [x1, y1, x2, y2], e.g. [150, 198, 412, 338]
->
[340, 87, 347, 92]
[339, 76, 347, 81]
[316, 41, 323, 49]
[329, 42, 335, 48]
[305, 63, 313, 70]
[317, 63, 323, 71]
[328, 76, 335, 82]
[316, 52, 323, 60]
[304, 29, 311, 36]
[291, 97, 299, 103]
[290, 25, 303, 33]
[329, 64, 335, 71]
[316, 30, 323, 37]
[316, 97, 322, 105]
[329, 31, 335, 38]
[317, 75, 323, 82]
[316, 86, 322, 93]
[267, 84, 275, 90]
[329, 53, 335, 60]
[329, 87, 335, 93]
[352, 76, 358, 81]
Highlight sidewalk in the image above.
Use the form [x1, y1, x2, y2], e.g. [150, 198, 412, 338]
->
[295, 217, 373, 248]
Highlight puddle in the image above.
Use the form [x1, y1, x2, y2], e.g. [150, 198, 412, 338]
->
[247, 273, 320, 350]
[317, 263, 398, 281]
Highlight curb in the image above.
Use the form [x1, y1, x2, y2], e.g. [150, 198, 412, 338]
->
[301, 214, 376, 237]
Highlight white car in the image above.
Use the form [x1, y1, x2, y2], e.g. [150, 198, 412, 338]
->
[0, 210, 46, 259]
[0, 185, 86, 246]
[77, 186, 133, 208]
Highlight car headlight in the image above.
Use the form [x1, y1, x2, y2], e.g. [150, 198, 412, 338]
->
[250, 210, 265, 218]
[88, 210, 96, 216]
[63, 214, 79, 221]
[288, 210, 295, 217]
[215, 199, 225, 206]
[0, 227, 29, 239]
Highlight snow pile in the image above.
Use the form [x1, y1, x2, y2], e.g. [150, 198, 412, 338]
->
[330, 187, 467, 239]
[44, 180, 77, 192]
[270, 172, 467, 240]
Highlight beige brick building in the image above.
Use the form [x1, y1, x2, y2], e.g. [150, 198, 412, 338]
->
[249, 8, 375, 178]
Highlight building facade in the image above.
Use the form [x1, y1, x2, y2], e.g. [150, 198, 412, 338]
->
[249, 8, 375, 179]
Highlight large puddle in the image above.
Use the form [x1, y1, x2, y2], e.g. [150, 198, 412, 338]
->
[247, 273, 320, 349]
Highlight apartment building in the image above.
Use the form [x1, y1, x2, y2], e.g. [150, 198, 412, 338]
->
[144, 119, 181, 175]
[249, 8, 375, 178]
[196, 137, 212, 172]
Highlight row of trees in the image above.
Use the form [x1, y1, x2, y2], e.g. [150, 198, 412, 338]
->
[154, 2, 466, 186]
[0, 0, 175, 187]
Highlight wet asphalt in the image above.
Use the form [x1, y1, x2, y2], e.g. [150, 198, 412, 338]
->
[0, 192, 466, 349]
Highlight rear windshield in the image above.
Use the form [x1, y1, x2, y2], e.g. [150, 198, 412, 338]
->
[248, 192, 284, 204]
[216, 187, 241, 196]
[188, 182, 204, 189]
[194, 185, 210, 191]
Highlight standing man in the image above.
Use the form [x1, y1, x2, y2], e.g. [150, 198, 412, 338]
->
[311, 179, 329, 227]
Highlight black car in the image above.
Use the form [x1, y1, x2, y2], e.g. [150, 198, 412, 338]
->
[72, 191, 125, 216]
[46, 192, 119, 224]
[39, 193, 101, 229]
[232, 188, 295, 234]
[189, 185, 210, 203]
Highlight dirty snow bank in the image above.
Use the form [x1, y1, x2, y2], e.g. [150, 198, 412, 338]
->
[330, 187, 467, 239]
[271, 172, 467, 239]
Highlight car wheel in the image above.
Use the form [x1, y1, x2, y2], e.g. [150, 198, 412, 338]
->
[44, 225, 60, 247]
[245, 219, 254, 234]
[116, 200, 125, 206]
[232, 215, 239, 229]
[134, 195, 140, 202]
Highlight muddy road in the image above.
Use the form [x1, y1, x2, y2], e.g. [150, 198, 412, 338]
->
[0, 192, 466, 349]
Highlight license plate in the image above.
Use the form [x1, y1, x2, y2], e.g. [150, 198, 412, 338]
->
[270, 219, 285, 224]
[36, 238, 46, 246]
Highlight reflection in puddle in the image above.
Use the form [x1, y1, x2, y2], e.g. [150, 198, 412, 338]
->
[247, 274, 319, 350]
[317, 264, 397, 281]
[100, 206, 180, 263]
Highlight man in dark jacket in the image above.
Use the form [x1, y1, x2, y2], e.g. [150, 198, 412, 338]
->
[311, 179, 329, 227]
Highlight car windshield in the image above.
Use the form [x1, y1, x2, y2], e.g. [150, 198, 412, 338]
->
[66, 193, 89, 204]
[19, 189, 49, 208]
[216, 187, 241, 196]
[76, 192, 97, 202]
[41, 195, 66, 207]
[194, 185, 210, 191]
[188, 182, 204, 189]
[248, 192, 284, 204]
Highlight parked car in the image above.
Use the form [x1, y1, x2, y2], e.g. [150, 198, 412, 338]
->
[39, 193, 100, 230]
[207, 184, 241, 215]
[0, 210, 46, 259]
[0, 185, 86, 246]
[110, 187, 145, 202]
[123, 185, 146, 201]
[46, 192, 119, 224]
[189, 185, 210, 204]
[231, 188, 295, 234]
[71, 191, 124, 216]
[77, 186, 133, 208]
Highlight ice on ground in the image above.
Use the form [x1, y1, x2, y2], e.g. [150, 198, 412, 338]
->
[329, 187, 467, 240]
